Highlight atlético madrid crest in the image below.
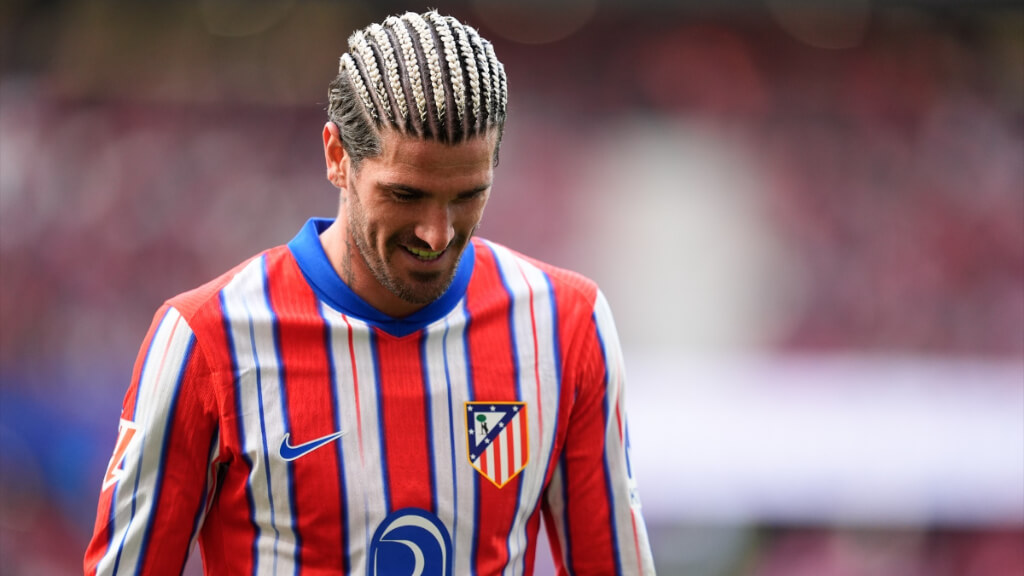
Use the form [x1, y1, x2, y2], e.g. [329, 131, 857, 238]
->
[465, 401, 528, 488]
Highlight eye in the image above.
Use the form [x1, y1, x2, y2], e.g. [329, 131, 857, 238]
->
[456, 189, 486, 203]
[390, 190, 420, 202]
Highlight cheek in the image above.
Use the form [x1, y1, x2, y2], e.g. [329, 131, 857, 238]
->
[367, 209, 412, 247]
[454, 201, 487, 229]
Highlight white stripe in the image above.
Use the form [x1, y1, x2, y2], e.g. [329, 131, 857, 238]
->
[320, 306, 387, 572]
[512, 412, 523, 471]
[221, 258, 297, 575]
[487, 242, 561, 576]
[98, 308, 193, 575]
[422, 320, 455, 527]
[439, 301, 477, 576]
[497, 426, 509, 486]
[593, 290, 655, 574]
[319, 305, 364, 570]
[485, 442, 496, 480]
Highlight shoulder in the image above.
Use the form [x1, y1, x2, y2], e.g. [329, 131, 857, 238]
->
[471, 237, 600, 312]
[164, 244, 293, 329]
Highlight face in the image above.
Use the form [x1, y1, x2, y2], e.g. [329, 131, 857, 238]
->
[325, 126, 495, 316]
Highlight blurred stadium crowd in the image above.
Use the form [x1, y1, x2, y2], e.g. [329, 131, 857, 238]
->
[1, 1, 1021, 574]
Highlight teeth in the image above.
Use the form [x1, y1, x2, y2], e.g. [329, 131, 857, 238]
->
[406, 246, 442, 260]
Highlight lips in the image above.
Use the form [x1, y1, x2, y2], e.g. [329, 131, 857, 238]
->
[403, 245, 445, 262]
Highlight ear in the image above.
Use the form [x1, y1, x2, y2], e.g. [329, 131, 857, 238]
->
[323, 122, 349, 190]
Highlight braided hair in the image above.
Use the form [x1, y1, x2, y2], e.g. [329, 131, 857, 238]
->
[328, 11, 508, 166]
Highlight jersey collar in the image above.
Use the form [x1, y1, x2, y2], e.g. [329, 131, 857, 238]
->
[287, 218, 474, 337]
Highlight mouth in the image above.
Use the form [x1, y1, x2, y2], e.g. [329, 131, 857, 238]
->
[403, 245, 445, 262]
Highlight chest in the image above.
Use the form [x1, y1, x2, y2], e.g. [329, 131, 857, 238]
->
[211, 302, 568, 563]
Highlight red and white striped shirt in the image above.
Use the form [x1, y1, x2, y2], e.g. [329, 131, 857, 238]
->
[85, 218, 655, 575]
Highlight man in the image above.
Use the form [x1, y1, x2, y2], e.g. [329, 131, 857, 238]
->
[85, 10, 655, 575]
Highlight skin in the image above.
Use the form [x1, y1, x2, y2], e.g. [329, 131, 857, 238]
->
[321, 122, 497, 318]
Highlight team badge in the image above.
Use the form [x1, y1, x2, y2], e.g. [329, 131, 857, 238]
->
[465, 402, 528, 488]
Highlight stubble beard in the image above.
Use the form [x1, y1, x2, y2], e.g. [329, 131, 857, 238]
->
[346, 192, 465, 306]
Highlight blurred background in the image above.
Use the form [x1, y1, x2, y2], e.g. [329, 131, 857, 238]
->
[1, 0, 1022, 574]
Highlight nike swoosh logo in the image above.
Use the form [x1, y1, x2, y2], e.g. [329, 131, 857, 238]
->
[279, 430, 346, 461]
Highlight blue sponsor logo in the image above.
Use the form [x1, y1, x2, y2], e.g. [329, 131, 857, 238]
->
[369, 508, 453, 576]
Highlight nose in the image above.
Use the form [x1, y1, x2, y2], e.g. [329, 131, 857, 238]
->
[414, 203, 455, 252]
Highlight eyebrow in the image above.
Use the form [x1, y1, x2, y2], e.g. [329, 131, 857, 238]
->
[379, 182, 492, 196]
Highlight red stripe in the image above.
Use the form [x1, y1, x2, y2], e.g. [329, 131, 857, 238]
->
[616, 406, 625, 447]
[267, 254, 346, 573]
[375, 329, 433, 512]
[140, 337, 219, 574]
[519, 411, 529, 469]
[171, 283, 257, 575]
[196, 286, 256, 575]
[630, 509, 644, 574]
[569, 318, 617, 572]
[614, 354, 625, 445]
[463, 242, 519, 573]
[547, 276, 616, 573]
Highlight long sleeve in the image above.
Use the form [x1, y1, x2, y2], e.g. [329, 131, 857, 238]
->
[84, 305, 220, 576]
[542, 290, 656, 575]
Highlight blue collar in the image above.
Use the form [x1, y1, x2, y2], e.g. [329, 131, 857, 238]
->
[287, 218, 475, 337]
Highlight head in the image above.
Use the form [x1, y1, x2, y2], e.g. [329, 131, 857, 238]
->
[322, 11, 508, 317]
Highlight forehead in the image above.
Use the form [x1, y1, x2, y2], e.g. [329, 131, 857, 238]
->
[363, 129, 497, 189]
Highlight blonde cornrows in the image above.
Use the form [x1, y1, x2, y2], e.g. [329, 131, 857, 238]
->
[327, 10, 508, 164]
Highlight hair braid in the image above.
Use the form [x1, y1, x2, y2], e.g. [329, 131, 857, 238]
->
[452, 21, 481, 132]
[426, 12, 466, 141]
[367, 23, 407, 124]
[349, 30, 393, 122]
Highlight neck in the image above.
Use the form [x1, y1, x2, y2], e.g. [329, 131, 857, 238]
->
[319, 218, 424, 319]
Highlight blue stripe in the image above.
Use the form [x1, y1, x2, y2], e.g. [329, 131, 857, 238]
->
[369, 329, 391, 511]
[321, 305, 351, 573]
[245, 259, 283, 574]
[262, 265, 302, 575]
[594, 311, 623, 576]
[419, 331, 440, 514]
[485, 243, 528, 570]
[106, 307, 171, 561]
[542, 271, 563, 397]
[135, 336, 197, 574]
[624, 422, 634, 480]
[558, 454, 574, 575]
[461, 301, 479, 576]
[441, 319, 460, 561]
[181, 429, 221, 573]
[221, 290, 261, 575]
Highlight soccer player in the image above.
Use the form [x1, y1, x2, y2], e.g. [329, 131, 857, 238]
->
[85, 10, 655, 575]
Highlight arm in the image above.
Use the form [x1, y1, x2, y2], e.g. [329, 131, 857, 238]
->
[542, 290, 656, 575]
[84, 305, 220, 576]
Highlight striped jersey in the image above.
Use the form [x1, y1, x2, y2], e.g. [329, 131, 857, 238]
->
[85, 218, 655, 575]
